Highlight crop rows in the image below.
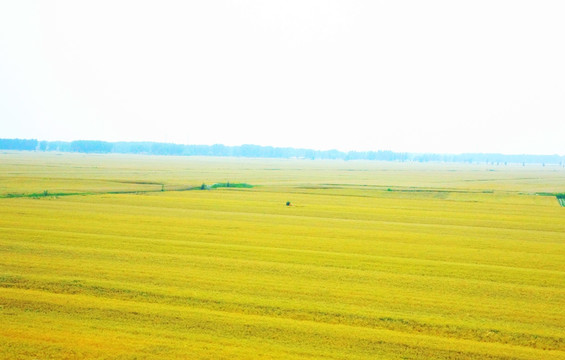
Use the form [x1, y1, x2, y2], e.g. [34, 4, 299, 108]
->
[1, 153, 564, 359]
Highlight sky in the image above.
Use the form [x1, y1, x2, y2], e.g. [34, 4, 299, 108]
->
[1, 1, 564, 155]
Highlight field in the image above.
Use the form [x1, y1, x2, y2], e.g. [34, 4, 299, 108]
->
[1, 151, 564, 359]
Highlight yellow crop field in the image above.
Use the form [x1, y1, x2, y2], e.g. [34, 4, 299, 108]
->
[1, 151, 564, 359]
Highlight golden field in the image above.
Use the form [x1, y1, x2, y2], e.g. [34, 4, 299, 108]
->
[0, 151, 564, 359]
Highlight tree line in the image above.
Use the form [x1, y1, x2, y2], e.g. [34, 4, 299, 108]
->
[1, 138, 563, 165]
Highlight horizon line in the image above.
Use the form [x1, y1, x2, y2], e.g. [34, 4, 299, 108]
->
[3, 137, 564, 157]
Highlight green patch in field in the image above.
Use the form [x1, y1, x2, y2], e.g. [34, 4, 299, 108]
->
[535, 192, 565, 206]
[0, 191, 84, 199]
[556, 194, 565, 207]
[210, 182, 253, 189]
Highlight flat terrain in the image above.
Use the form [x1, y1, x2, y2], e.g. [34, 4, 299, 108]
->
[1, 151, 564, 359]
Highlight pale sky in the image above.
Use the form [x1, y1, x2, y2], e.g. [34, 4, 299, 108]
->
[1, 1, 564, 154]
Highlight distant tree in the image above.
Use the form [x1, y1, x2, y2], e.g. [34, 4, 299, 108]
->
[0, 138, 38, 150]
[70, 140, 112, 153]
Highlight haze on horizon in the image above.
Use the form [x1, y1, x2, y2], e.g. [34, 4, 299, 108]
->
[1, 1, 564, 155]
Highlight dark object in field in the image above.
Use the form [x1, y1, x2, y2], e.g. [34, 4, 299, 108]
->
[286, 201, 291, 206]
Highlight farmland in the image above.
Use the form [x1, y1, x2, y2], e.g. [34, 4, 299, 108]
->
[1, 151, 564, 359]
